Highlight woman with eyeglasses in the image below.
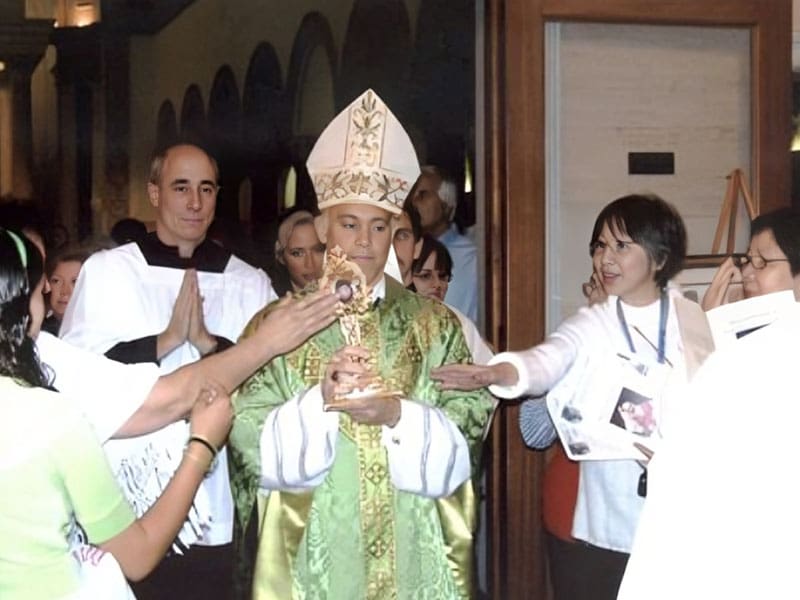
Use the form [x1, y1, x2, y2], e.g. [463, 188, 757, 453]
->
[410, 234, 453, 302]
[432, 194, 691, 600]
[702, 208, 800, 310]
[616, 217, 800, 599]
[411, 234, 494, 365]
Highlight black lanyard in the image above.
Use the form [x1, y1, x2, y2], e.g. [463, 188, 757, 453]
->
[615, 288, 669, 365]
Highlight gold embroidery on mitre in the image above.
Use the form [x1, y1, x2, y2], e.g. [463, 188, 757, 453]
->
[307, 89, 420, 214]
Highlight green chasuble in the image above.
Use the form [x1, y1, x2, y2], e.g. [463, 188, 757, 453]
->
[229, 278, 495, 600]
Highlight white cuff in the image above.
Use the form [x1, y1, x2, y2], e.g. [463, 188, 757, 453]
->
[381, 399, 471, 498]
[258, 384, 340, 491]
[36, 331, 159, 442]
[487, 351, 531, 399]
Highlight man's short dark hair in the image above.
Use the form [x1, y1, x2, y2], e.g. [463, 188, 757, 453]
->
[751, 207, 800, 275]
[590, 193, 687, 288]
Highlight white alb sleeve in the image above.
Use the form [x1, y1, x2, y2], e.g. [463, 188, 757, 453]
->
[487, 351, 533, 400]
[258, 384, 340, 491]
[380, 399, 471, 498]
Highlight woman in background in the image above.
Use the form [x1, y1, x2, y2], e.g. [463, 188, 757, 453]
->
[270, 209, 325, 296]
[411, 233, 493, 366]
[433, 194, 690, 600]
[410, 234, 453, 301]
[42, 248, 90, 335]
[702, 207, 800, 308]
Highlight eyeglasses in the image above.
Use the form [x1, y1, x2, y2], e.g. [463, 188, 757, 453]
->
[732, 254, 790, 270]
[413, 271, 452, 283]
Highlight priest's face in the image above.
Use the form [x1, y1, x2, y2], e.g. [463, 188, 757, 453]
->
[321, 203, 394, 288]
[147, 144, 218, 257]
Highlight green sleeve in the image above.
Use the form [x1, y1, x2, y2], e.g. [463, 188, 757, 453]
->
[228, 303, 336, 531]
[412, 305, 495, 472]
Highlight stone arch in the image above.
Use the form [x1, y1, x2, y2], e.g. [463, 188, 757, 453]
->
[207, 65, 243, 223]
[242, 42, 286, 237]
[155, 100, 178, 151]
[243, 42, 285, 159]
[179, 84, 206, 146]
[285, 12, 338, 212]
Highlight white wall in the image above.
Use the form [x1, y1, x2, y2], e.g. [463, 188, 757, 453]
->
[794, 0, 800, 70]
[547, 23, 751, 327]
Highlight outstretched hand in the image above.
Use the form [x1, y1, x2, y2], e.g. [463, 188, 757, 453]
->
[189, 381, 232, 450]
[255, 290, 342, 357]
[430, 362, 518, 391]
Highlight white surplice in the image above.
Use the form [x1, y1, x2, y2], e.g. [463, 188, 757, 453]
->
[60, 241, 275, 549]
[618, 303, 800, 599]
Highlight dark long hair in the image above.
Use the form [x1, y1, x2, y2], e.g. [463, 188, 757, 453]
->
[0, 229, 50, 388]
[412, 235, 454, 278]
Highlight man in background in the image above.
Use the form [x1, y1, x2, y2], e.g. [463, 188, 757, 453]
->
[392, 203, 422, 287]
[409, 165, 478, 321]
[61, 142, 276, 600]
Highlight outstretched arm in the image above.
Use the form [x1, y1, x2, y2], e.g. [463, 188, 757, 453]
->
[98, 384, 232, 580]
[430, 361, 518, 392]
[114, 290, 341, 437]
[380, 313, 495, 497]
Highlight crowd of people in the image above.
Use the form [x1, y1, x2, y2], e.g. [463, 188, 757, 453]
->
[2, 86, 799, 600]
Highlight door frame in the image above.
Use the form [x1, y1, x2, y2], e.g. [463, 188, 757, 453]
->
[482, 1, 791, 598]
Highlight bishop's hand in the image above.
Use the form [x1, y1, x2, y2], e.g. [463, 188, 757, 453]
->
[322, 345, 402, 427]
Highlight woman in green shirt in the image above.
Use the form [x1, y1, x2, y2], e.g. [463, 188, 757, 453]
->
[0, 228, 231, 599]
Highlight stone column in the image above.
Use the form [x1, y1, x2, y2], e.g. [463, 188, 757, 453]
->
[0, 19, 52, 201]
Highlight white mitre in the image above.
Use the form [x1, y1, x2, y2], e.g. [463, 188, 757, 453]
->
[306, 89, 420, 215]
